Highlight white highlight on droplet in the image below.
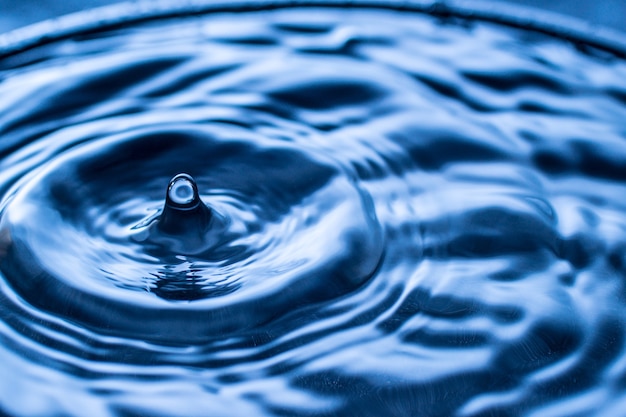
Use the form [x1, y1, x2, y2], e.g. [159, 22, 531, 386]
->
[169, 177, 195, 205]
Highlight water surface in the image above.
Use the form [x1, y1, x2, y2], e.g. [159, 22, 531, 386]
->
[1, 4, 626, 417]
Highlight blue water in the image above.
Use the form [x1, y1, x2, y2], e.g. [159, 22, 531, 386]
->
[1, 4, 626, 417]
[2, 0, 626, 34]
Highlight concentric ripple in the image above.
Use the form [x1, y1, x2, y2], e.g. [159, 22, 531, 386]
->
[0, 2, 626, 417]
[0, 123, 383, 342]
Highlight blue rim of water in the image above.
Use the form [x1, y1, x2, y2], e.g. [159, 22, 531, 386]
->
[0, 0, 625, 59]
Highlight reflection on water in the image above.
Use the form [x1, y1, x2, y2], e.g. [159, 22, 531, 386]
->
[0, 3, 626, 417]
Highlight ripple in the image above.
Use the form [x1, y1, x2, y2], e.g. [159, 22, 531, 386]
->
[0, 2, 625, 417]
[0, 124, 383, 343]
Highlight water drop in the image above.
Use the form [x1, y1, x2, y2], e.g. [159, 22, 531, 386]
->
[169, 177, 195, 205]
[158, 173, 212, 236]
[167, 174, 199, 208]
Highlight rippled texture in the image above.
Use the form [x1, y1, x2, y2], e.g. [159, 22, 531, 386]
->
[1, 5, 626, 417]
